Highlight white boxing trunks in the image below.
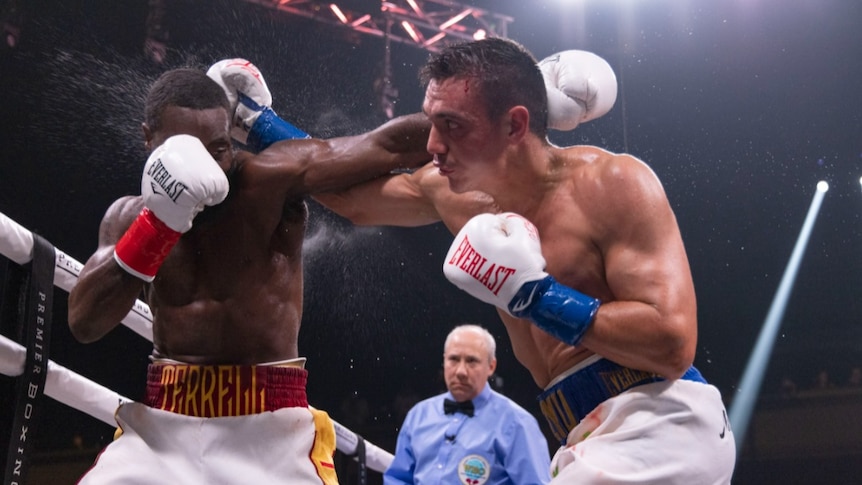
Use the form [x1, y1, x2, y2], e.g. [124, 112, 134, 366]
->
[77, 362, 337, 485]
[540, 357, 735, 484]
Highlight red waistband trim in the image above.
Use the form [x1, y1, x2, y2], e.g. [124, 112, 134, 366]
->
[144, 363, 308, 417]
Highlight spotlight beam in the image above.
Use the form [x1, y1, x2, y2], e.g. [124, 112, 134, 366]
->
[728, 181, 829, 453]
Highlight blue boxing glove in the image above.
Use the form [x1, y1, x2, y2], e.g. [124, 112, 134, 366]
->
[443, 213, 600, 346]
[206, 58, 309, 152]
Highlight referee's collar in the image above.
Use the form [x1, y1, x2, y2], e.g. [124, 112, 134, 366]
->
[445, 383, 492, 413]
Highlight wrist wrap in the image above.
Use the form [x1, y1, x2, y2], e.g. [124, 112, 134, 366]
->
[113, 208, 181, 282]
[239, 92, 309, 153]
[508, 276, 600, 345]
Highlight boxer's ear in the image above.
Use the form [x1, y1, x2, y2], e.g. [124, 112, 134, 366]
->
[142, 122, 153, 152]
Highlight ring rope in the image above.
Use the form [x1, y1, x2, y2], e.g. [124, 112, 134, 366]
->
[0, 210, 393, 473]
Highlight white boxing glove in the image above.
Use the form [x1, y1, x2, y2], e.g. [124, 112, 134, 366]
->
[539, 50, 618, 131]
[443, 213, 548, 314]
[141, 134, 229, 233]
[207, 58, 310, 151]
[443, 212, 601, 345]
[114, 135, 229, 281]
[206, 58, 273, 145]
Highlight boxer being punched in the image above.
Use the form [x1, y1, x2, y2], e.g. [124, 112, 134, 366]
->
[314, 38, 736, 483]
[67, 62, 431, 484]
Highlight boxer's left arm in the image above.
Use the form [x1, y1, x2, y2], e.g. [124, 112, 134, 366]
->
[444, 212, 601, 347]
[443, 156, 697, 379]
[575, 155, 698, 379]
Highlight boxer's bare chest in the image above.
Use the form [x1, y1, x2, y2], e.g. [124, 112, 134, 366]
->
[146, 196, 307, 362]
[154, 195, 307, 304]
[523, 189, 609, 301]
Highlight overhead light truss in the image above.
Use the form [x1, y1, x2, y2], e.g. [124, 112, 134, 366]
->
[239, 0, 513, 52]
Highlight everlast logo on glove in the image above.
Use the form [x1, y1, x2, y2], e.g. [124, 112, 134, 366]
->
[146, 158, 188, 203]
[446, 235, 516, 296]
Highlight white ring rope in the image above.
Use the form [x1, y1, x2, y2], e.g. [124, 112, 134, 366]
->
[0, 211, 154, 341]
[0, 210, 393, 472]
[0, 333, 133, 426]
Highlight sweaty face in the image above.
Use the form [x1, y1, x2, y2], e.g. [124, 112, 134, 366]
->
[146, 105, 233, 171]
[443, 330, 496, 402]
[422, 77, 510, 194]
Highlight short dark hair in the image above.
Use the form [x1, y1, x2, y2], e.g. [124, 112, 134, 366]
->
[420, 37, 548, 136]
[145, 68, 229, 132]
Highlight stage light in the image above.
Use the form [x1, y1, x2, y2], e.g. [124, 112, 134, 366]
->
[3, 25, 18, 48]
[330, 4, 348, 23]
[243, 0, 514, 54]
[728, 181, 829, 453]
[424, 32, 446, 47]
[350, 14, 371, 27]
[401, 20, 421, 42]
[144, 0, 168, 64]
[439, 8, 472, 30]
[1, 0, 23, 51]
[405, 0, 422, 16]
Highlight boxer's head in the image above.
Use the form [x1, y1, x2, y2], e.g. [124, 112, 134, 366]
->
[420, 38, 548, 194]
[142, 69, 232, 169]
[420, 37, 548, 136]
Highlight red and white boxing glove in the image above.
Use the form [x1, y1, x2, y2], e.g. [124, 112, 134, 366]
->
[113, 135, 229, 281]
[207, 58, 309, 151]
[539, 50, 618, 131]
[443, 212, 600, 346]
[206, 58, 273, 145]
[443, 213, 548, 313]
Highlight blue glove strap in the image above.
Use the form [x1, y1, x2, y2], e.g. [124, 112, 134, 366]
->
[508, 276, 600, 345]
[246, 107, 310, 152]
[242, 94, 310, 152]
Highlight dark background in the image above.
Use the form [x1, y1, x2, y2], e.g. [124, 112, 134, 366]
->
[1, 0, 861, 483]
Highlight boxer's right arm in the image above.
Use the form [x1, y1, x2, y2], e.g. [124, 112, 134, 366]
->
[113, 135, 228, 282]
[69, 135, 228, 343]
[313, 164, 498, 234]
[68, 197, 149, 343]
[313, 165, 440, 227]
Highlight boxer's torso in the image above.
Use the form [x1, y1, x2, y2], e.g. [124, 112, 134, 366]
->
[135, 153, 308, 364]
[486, 146, 648, 388]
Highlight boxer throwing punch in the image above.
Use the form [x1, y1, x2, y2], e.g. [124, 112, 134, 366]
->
[68, 60, 431, 484]
[315, 38, 736, 483]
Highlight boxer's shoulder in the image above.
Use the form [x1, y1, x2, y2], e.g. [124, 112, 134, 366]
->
[556, 146, 657, 192]
[101, 196, 144, 235]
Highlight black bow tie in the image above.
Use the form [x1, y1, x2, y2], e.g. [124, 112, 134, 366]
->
[444, 398, 474, 417]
